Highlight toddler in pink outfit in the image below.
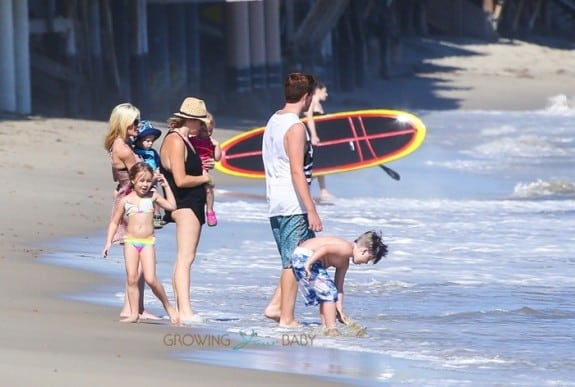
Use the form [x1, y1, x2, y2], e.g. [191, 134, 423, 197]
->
[189, 112, 221, 226]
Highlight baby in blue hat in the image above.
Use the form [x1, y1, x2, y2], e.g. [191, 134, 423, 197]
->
[134, 120, 162, 171]
[134, 121, 164, 228]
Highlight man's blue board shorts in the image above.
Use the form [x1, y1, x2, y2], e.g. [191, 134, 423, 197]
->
[270, 214, 315, 269]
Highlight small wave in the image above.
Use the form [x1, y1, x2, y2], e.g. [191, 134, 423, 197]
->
[471, 135, 561, 159]
[439, 306, 575, 320]
[442, 354, 512, 368]
[481, 124, 517, 137]
[383, 348, 515, 369]
[513, 179, 575, 199]
[427, 159, 496, 172]
[513, 306, 575, 319]
[544, 94, 575, 115]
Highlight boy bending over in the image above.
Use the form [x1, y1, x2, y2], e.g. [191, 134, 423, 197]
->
[291, 231, 388, 335]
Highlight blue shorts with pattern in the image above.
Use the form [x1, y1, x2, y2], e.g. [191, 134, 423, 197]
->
[270, 214, 315, 269]
[291, 247, 338, 306]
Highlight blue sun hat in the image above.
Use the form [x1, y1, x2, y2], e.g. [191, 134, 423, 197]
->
[135, 120, 162, 143]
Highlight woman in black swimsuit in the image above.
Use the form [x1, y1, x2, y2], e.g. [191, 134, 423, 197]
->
[159, 97, 213, 324]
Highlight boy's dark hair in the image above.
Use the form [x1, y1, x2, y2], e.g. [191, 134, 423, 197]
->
[284, 73, 316, 103]
[355, 231, 388, 264]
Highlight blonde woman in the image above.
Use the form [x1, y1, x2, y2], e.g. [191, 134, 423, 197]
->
[104, 103, 157, 320]
[104, 103, 142, 244]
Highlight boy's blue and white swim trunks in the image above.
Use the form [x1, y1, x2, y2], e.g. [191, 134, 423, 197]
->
[291, 247, 338, 306]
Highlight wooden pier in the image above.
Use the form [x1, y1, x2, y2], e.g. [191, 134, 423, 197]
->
[0, 0, 573, 118]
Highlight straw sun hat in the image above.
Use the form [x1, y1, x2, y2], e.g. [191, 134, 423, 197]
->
[174, 97, 210, 124]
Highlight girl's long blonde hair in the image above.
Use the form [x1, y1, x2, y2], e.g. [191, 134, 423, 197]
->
[104, 103, 140, 151]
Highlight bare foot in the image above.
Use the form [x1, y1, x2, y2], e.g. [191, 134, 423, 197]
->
[120, 310, 160, 320]
[120, 307, 131, 319]
[278, 320, 301, 328]
[179, 313, 204, 326]
[323, 326, 339, 336]
[139, 310, 161, 320]
[320, 191, 335, 200]
[263, 306, 280, 322]
[120, 315, 139, 323]
[166, 306, 179, 325]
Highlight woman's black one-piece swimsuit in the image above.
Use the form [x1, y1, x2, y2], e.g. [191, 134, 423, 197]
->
[160, 131, 206, 225]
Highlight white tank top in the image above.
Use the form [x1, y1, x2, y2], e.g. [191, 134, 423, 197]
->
[262, 112, 310, 217]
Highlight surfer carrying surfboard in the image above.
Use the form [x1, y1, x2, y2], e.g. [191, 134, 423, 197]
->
[305, 82, 334, 201]
[262, 72, 323, 327]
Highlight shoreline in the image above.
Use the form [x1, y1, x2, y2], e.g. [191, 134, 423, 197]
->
[0, 118, 340, 386]
[1, 36, 574, 385]
[330, 37, 574, 112]
[36, 230, 420, 386]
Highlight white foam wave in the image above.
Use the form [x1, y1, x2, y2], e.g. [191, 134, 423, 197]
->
[470, 135, 560, 159]
[382, 349, 515, 368]
[480, 124, 517, 136]
[217, 201, 268, 223]
[442, 355, 511, 368]
[426, 159, 497, 172]
[544, 94, 575, 115]
[513, 179, 575, 198]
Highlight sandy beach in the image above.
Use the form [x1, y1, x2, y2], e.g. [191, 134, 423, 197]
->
[1, 37, 573, 385]
[332, 37, 575, 112]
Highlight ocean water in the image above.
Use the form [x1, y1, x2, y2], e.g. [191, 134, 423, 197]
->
[42, 95, 575, 386]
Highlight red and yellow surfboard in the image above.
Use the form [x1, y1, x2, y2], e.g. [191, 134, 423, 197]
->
[215, 109, 426, 179]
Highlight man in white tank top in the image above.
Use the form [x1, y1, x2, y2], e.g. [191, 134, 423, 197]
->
[262, 73, 323, 327]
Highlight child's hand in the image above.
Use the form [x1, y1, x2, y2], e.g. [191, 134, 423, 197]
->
[202, 157, 215, 170]
[336, 310, 348, 324]
[210, 137, 219, 147]
[304, 264, 312, 279]
[102, 243, 111, 258]
[202, 170, 213, 185]
[156, 173, 167, 187]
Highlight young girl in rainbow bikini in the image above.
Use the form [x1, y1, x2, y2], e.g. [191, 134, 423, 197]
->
[102, 162, 179, 324]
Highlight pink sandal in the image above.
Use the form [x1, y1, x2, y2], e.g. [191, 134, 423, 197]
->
[207, 211, 218, 227]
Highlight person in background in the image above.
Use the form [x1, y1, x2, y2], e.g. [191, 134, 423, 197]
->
[305, 82, 334, 201]
[262, 73, 323, 327]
